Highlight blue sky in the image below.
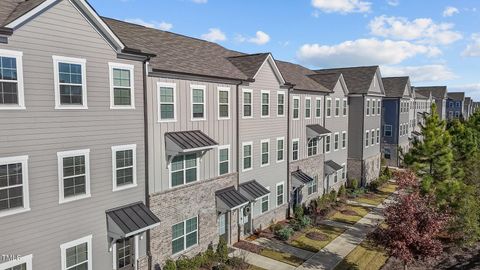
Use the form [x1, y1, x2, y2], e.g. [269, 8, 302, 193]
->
[91, 0, 480, 99]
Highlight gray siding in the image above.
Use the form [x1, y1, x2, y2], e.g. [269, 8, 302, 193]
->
[0, 1, 146, 269]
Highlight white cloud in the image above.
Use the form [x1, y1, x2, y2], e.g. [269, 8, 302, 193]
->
[443, 6, 459, 17]
[201, 28, 226, 42]
[248, 31, 271, 45]
[369, 15, 462, 45]
[192, 0, 207, 3]
[381, 64, 457, 82]
[297, 38, 441, 67]
[125, 18, 173, 31]
[311, 0, 371, 14]
[462, 34, 480, 57]
[450, 84, 480, 100]
[387, 0, 399, 7]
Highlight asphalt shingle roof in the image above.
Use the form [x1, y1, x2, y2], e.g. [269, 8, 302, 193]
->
[227, 53, 270, 80]
[447, 92, 465, 101]
[414, 86, 447, 99]
[382, 77, 410, 98]
[308, 72, 342, 91]
[315, 66, 379, 94]
[0, 0, 47, 27]
[275, 60, 330, 92]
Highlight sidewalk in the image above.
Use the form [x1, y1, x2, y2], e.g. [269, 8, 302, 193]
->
[230, 247, 296, 270]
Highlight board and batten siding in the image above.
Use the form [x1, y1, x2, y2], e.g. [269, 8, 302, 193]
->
[0, 1, 145, 269]
[238, 61, 288, 208]
[146, 76, 238, 193]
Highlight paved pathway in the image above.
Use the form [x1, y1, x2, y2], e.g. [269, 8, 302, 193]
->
[346, 199, 378, 208]
[252, 237, 315, 260]
[230, 247, 296, 270]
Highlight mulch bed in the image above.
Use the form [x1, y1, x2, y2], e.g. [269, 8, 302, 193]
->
[306, 231, 329, 241]
[341, 209, 359, 216]
[233, 241, 264, 254]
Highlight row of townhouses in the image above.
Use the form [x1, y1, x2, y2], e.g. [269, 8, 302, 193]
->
[0, 0, 476, 269]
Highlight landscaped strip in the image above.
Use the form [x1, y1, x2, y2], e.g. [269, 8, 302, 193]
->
[353, 182, 398, 206]
[328, 204, 371, 225]
[234, 241, 305, 267]
[334, 240, 389, 270]
[289, 224, 346, 252]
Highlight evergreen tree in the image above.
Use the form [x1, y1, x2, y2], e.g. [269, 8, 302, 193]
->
[447, 119, 478, 181]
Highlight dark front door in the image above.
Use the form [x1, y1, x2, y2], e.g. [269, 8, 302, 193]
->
[117, 237, 135, 270]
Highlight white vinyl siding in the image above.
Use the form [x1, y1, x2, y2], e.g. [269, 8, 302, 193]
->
[0, 155, 30, 218]
[53, 56, 87, 109]
[0, 49, 25, 110]
[57, 149, 90, 204]
[157, 82, 176, 122]
[112, 145, 137, 192]
[109, 62, 135, 109]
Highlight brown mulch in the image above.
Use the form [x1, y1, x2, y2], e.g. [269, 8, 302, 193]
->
[306, 231, 329, 241]
[341, 209, 359, 216]
[233, 241, 264, 254]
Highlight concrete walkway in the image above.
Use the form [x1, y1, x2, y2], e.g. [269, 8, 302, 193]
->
[252, 237, 315, 260]
[346, 199, 378, 208]
[230, 247, 296, 270]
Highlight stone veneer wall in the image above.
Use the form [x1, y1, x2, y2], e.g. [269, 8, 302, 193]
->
[289, 154, 325, 207]
[348, 154, 381, 186]
[137, 256, 149, 270]
[252, 204, 289, 232]
[149, 173, 238, 267]
[382, 143, 399, 167]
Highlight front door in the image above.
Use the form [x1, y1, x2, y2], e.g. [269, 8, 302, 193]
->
[116, 237, 135, 270]
[218, 213, 229, 243]
[240, 205, 252, 236]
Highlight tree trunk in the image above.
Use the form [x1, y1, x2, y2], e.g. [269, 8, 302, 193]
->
[404, 263, 408, 270]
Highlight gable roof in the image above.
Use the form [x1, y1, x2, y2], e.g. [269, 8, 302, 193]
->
[308, 72, 342, 91]
[382, 77, 410, 98]
[315, 66, 380, 94]
[227, 53, 269, 79]
[275, 60, 330, 92]
[0, 0, 47, 27]
[414, 91, 429, 99]
[414, 86, 447, 99]
[447, 92, 465, 101]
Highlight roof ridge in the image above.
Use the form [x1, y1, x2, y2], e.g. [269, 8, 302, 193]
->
[227, 52, 270, 59]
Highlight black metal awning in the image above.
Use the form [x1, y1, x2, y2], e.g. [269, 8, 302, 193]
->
[216, 186, 249, 212]
[292, 169, 314, 188]
[412, 131, 422, 136]
[239, 180, 270, 201]
[307, 124, 331, 138]
[106, 202, 160, 241]
[324, 160, 343, 176]
[165, 130, 218, 156]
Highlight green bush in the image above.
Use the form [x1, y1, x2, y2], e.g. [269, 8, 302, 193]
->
[216, 238, 228, 263]
[176, 256, 197, 270]
[338, 185, 347, 200]
[163, 260, 177, 270]
[350, 179, 359, 190]
[294, 205, 304, 219]
[271, 223, 283, 233]
[290, 219, 302, 231]
[329, 190, 337, 203]
[276, 226, 294, 241]
[316, 194, 330, 211]
[299, 216, 311, 227]
[368, 180, 380, 191]
[204, 243, 216, 262]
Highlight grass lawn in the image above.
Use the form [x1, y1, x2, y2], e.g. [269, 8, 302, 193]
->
[259, 249, 305, 267]
[353, 182, 398, 206]
[328, 204, 371, 225]
[334, 240, 389, 270]
[288, 225, 346, 252]
[379, 182, 397, 194]
[247, 265, 267, 270]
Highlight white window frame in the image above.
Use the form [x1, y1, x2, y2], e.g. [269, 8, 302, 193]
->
[276, 182, 285, 207]
[0, 254, 32, 270]
[315, 97, 322, 118]
[0, 155, 30, 218]
[371, 129, 375, 146]
[384, 124, 392, 137]
[53, 55, 88, 110]
[171, 216, 198, 255]
[277, 91, 285, 117]
[341, 164, 346, 179]
[365, 131, 369, 148]
[109, 62, 135, 109]
[260, 139, 270, 167]
[260, 194, 269, 214]
[218, 86, 230, 120]
[377, 100, 381, 115]
[157, 82, 176, 122]
[260, 90, 270, 118]
[0, 49, 25, 110]
[325, 135, 331, 153]
[292, 96, 300, 120]
[326, 98, 332, 118]
[168, 154, 200, 189]
[342, 131, 347, 149]
[372, 99, 376, 116]
[218, 145, 230, 176]
[242, 88, 253, 119]
[376, 129, 380, 144]
[111, 144, 137, 192]
[343, 98, 348, 116]
[242, 141, 253, 172]
[276, 137, 285, 163]
[190, 84, 206, 121]
[335, 98, 340, 117]
[305, 97, 311, 119]
[334, 132, 339, 151]
[57, 149, 91, 204]
[60, 235, 92, 270]
[112, 235, 139, 270]
[366, 99, 370, 116]
[292, 138, 300, 161]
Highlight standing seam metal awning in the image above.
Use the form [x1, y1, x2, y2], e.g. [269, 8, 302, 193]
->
[216, 186, 249, 212]
[292, 169, 314, 188]
[238, 180, 270, 201]
[165, 130, 218, 156]
[324, 160, 343, 176]
[306, 124, 331, 138]
[106, 202, 160, 241]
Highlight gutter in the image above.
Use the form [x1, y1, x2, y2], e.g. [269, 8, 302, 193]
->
[0, 27, 13, 36]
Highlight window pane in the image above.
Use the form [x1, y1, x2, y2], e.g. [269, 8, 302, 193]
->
[160, 104, 174, 119]
[192, 89, 204, 103]
[244, 157, 251, 169]
[185, 168, 197, 183]
[171, 171, 184, 187]
[0, 82, 19, 104]
[219, 105, 229, 117]
[160, 87, 174, 102]
[114, 88, 131, 106]
[172, 237, 184, 254]
[172, 222, 184, 239]
[186, 231, 197, 248]
[186, 217, 197, 233]
[219, 91, 228, 103]
[219, 148, 228, 162]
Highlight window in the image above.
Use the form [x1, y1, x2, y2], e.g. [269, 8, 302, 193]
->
[456, 101, 461, 108]
[53, 56, 87, 109]
[112, 145, 137, 192]
[384, 125, 392, 137]
[315, 98, 322, 118]
[341, 164, 346, 179]
[0, 49, 24, 109]
[365, 131, 369, 147]
[372, 100, 376, 116]
[242, 142, 253, 171]
[334, 132, 339, 151]
[326, 98, 332, 117]
[261, 195, 269, 213]
[261, 139, 270, 166]
[261, 90, 270, 117]
[218, 87, 230, 119]
[455, 111, 460, 118]
[277, 92, 285, 116]
[305, 97, 311, 118]
[342, 131, 347, 149]
[60, 235, 92, 270]
[276, 137, 284, 162]
[384, 148, 391, 159]
[307, 138, 318, 156]
[109, 63, 135, 109]
[276, 182, 284, 206]
[292, 139, 299, 161]
[334, 172, 338, 183]
[116, 237, 135, 269]
[293, 96, 300, 119]
[371, 129, 375, 145]
[218, 146, 230, 175]
[334, 98, 340, 117]
[325, 135, 331, 153]
[0, 254, 32, 270]
[448, 111, 453, 119]
[170, 154, 197, 188]
[377, 100, 381, 115]
[158, 82, 176, 121]
[366, 99, 370, 116]
[376, 129, 380, 144]
[57, 149, 90, 204]
[191, 85, 206, 120]
[172, 216, 198, 255]
[307, 176, 318, 195]
[0, 156, 29, 218]
[343, 98, 347, 116]
[243, 89, 253, 118]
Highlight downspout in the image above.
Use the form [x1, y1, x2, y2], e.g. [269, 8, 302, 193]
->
[360, 94, 365, 186]
[143, 60, 152, 270]
[235, 80, 243, 242]
[286, 86, 292, 218]
[396, 99, 401, 168]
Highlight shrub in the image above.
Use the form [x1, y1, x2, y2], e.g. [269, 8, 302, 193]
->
[299, 216, 312, 227]
[204, 243, 216, 262]
[294, 205, 304, 219]
[329, 190, 337, 203]
[176, 256, 197, 270]
[276, 226, 294, 241]
[316, 195, 330, 211]
[228, 256, 247, 269]
[163, 260, 177, 270]
[350, 179, 359, 190]
[271, 223, 283, 234]
[216, 237, 228, 263]
[290, 219, 302, 231]
[338, 185, 347, 200]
